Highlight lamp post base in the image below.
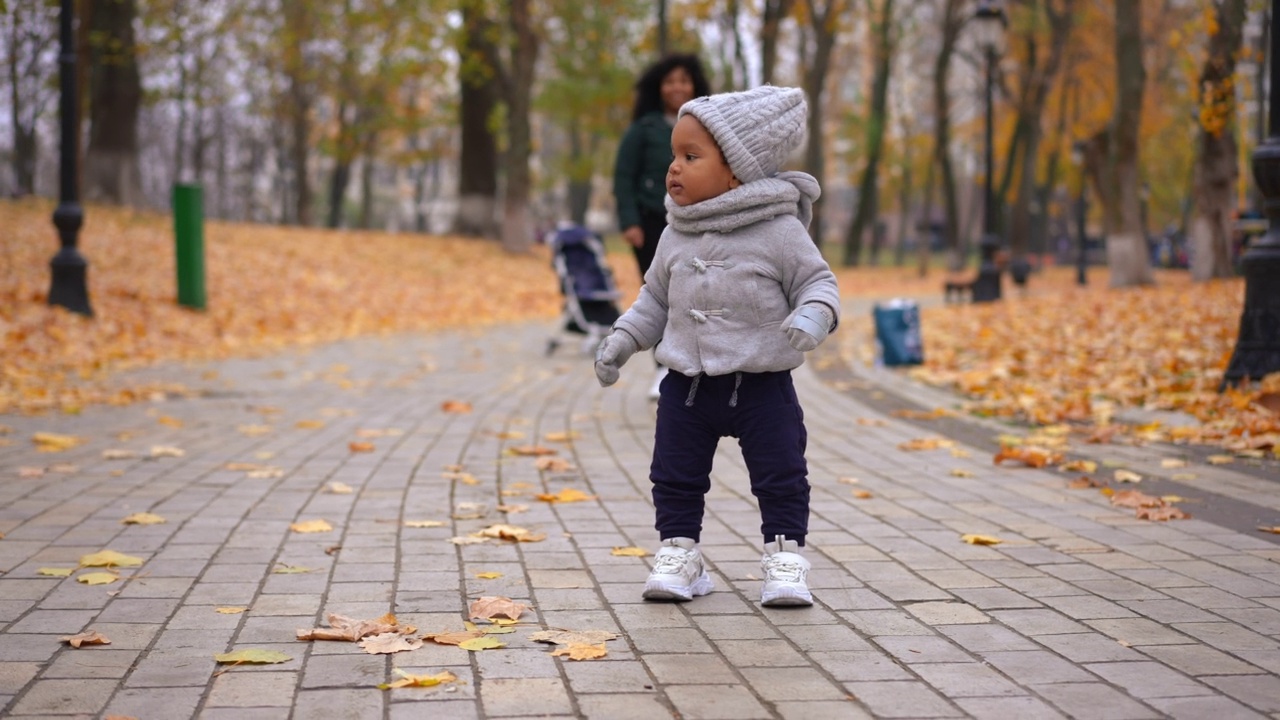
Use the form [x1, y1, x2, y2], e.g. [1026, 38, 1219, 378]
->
[1222, 240, 1280, 387]
[48, 202, 91, 317]
[972, 234, 1003, 303]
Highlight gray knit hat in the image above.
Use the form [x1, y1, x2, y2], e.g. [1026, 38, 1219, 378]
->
[678, 86, 808, 184]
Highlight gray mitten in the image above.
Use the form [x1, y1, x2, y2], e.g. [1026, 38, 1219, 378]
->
[594, 330, 640, 387]
[783, 304, 834, 352]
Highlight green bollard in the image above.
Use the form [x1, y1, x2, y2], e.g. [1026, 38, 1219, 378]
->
[172, 183, 206, 310]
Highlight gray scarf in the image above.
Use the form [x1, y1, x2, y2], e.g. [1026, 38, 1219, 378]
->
[664, 171, 821, 235]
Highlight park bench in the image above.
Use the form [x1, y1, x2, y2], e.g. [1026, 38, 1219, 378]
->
[943, 275, 977, 304]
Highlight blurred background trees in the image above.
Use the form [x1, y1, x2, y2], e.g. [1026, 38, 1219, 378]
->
[0, 0, 1266, 283]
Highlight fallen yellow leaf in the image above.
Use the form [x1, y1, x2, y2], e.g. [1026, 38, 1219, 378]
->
[76, 572, 120, 585]
[457, 636, 505, 651]
[404, 520, 446, 528]
[852, 489, 873, 499]
[121, 512, 166, 525]
[37, 567, 75, 577]
[949, 469, 975, 478]
[1114, 470, 1143, 483]
[61, 631, 110, 648]
[295, 420, 325, 429]
[960, 534, 1003, 545]
[475, 572, 503, 579]
[326, 482, 354, 494]
[33, 432, 82, 452]
[551, 642, 608, 660]
[536, 488, 595, 503]
[290, 519, 333, 533]
[610, 547, 650, 557]
[1207, 455, 1235, 465]
[216, 607, 248, 614]
[348, 441, 375, 453]
[378, 669, 458, 690]
[79, 550, 144, 568]
[214, 649, 291, 664]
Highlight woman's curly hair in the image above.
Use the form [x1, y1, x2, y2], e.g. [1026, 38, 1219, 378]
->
[630, 53, 712, 121]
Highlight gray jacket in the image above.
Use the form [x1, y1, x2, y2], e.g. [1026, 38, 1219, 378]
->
[613, 173, 840, 377]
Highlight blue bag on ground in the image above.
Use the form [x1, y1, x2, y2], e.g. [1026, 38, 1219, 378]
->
[873, 299, 924, 366]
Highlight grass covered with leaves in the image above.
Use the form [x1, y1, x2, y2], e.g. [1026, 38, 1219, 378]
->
[2, 198, 1276, 459]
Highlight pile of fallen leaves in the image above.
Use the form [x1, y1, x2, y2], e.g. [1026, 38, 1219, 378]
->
[898, 269, 1279, 454]
[1, 199, 562, 413]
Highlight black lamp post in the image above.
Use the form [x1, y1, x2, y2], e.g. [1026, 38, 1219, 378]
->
[48, 0, 91, 317]
[1223, 0, 1280, 386]
[1071, 141, 1088, 286]
[970, 0, 1007, 303]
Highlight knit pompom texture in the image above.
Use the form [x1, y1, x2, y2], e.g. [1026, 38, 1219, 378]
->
[679, 86, 808, 184]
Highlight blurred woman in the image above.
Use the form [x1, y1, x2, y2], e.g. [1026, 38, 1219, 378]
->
[613, 53, 711, 398]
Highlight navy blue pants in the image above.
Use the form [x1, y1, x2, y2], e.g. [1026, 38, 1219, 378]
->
[650, 370, 810, 547]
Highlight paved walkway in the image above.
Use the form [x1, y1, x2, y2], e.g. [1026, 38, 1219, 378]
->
[1, 307, 1279, 719]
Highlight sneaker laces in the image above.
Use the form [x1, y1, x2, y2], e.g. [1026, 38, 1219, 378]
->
[653, 548, 693, 574]
[764, 556, 806, 583]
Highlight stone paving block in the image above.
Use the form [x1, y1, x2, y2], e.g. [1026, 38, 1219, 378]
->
[1084, 660, 1213, 698]
[1172, 622, 1279, 652]
[1202, 674, 1280, 712]
[872, 635, 972, 664]
[989, 609, 1088, 635]
[199, 707, 292, 719]
[576, 692, 672, 720]
[774, 699, 876, 720]
[937, 623, 1038, 653]
[9, 678, 118, 715]
[1145, 694, 1269, 720]
[293, 687, 385, 720]
[842, 680, 963, 718]
[775, 623, 874, 653]
[905, 601, 990, 625]
[1031, 682, 1162, 719]
[841, 610, 931, 636]
[1161, 586, 1260, 609]
[0, 600, 35, 622]
[913, 661, 1025, 697]
[389, 700, 480, 719]
[96, 598, 181, 624]
[246, 593, 322, 616]
[561, 660, 653, 694]
[114, 576, 197, 599]
[954, 695, 1067, 720]
[642, 653, 739, 685]
[478, 677, 573, 717]
[150, 627, 237, 654]
[0, 632, 61, 661]
[714, 638, 810, 667]
[980, 650, 1096, 684]
[1084, 617, 1194, 646]
[739, 666, 847, 702]
[1037, 593, 1138, 620]
[689, 614, 778, 640]
[1035, 632, 1147, 662]
[951, 587, 1043, 609]
[473, 647, 561, 679]
[1215, 607, 1280, 635]
[1138, 643, 1266, 676]
[0, 662, 41, 693]
[43, 648, 141, 679]
[100, 685, 205, 719]
[626, 627, 712, 654]
[816, 588, 895, 612]
[206, 669, 298, 707]
[6, 609, 97, 635]
[917, 568, 1002, 589]
[664, 684, 772, 720]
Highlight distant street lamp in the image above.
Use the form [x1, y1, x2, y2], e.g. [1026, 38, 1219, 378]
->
[970, 0, 1007, 303]
[1071, 141, 1088, 286]
[1223, 0, 1280, 385]
[48, 0, 90, 316]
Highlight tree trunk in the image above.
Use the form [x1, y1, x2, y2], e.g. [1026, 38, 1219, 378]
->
[802, 0, 841, 247]
[282, 2, 313, 226]
[1190, 0, 1247, 281]
[761, 0, 794, 85]
[842, 0, 895, 267]
[7, 1, 56, 197]
[359, 131, 376, 229]
[567, 120, 591, 225]
[1006, 0, 1074, 262]
[500, 0, 539, 254]
[83, 0, 143, 205]
[455, 1, 500, 237]
[1106, 1, 1153, 287]
[932, 0, 963, 271]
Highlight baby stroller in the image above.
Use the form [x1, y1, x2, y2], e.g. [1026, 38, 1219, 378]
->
[545, 223, 622, 356]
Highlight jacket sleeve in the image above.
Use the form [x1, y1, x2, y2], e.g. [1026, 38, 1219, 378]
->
[613, 122, 644, 231]
[781, 222, 842, 330]
[613, 230, 672, 349]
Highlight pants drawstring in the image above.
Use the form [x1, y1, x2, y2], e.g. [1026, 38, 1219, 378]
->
[728, 372, 742, 407]
[684, 374, 702, 406]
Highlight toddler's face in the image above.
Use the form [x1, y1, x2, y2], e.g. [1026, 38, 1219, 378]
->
[667, 115, 739, 207]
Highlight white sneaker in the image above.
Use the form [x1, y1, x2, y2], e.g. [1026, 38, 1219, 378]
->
[648, 366, 668, 401]
[761, 536, 813, 607]
[642, 537, 714, 601]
